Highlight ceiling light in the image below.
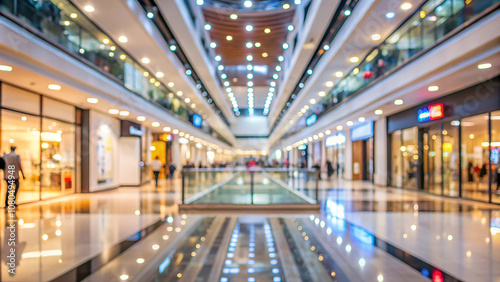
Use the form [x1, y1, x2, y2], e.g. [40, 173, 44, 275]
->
[48, 84, 61, 90]
[230, 14, 238, 20]
[244, 1, 252, 8]
[119, 54, 126, 60]
[478, 63, 491, 69]
[346, 121, 353, 126]
[325, 81, 334, 87]
[428, 86, 439, 91]
[318, 91, 326, 97]
[173, 129, 179, 134]
[87, 98, 98, 104]
[247, 55, 253, 61]
[278, 56, 284, 62]
[336, 125, 343, 130]
[0, 65, 13, 71]
[204, 24, 211, 30]
[196, 0, 204, 5]
[109, 109, 119, 115]
[156, 72, 164, 78]
[394, 99, 404, 105]
[301, 108, 306, 113]
[283, 3, 290, 9]
[371, 34, 381, 40]
[255, 42, 261, 47]
[273, 74, 279, 79]
[102, 39, 109, 44]
[295, 0, 301, 3]
[246, 25, 253, 32]
[118, 36, 128, 43]
[350, 57, 359, 63]
[152, 122, 160, 127]
[309, 99, 316, 104]
[335, 71, 343, 77]
[276, 66, 282, 72]
[226, 35, 233, 41]
[246, 42, 253, 48]
[325, 130, 331, 135]
[185, 98, 190, 103]
[70, 13, 77, 18]
[247, 81, 254, 87]
[270, 81, 276, 86]
[147, 12, 154, 18]
[137, 116, 146, 121]
[210, 42, 217, 48]
[386, 12, 395, 19]
[191, 103, 196, 108]
[120, 274, 129, 280]
[262, 52, 268, 57]
[344, 10, 351, 16]
[247, 73, 253, 79]
[221, 74, 227, 79]
[282, 43, 289, 49]
[287, 25, 294, 31]
[177, 91, 183, 96]
[401, 2, 412, 10]
[119, 111, 129, 116]
[215, 55, 222, 62]
[375, 109, 383, 115]
[167, 82, 174, 88]
[84, 5, 94, 12]
[141, 57, 150, 64]
[264, 28, 271, 33]
[358, 117, 365, 122]
[323, 44, 330, 50]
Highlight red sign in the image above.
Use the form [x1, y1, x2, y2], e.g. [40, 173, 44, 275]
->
[429, 103, 444, 120]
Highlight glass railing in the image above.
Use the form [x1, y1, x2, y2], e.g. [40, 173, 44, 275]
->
[0, 0, 227, 140]
[283, 0, 499, 139]
[181, 168, 319, 205]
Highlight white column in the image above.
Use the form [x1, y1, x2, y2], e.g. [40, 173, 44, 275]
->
[172, 137, 181, 170]
[321, 139, 326, 172]
[344, 132, 353, 180]
[374, 118, 388, 186]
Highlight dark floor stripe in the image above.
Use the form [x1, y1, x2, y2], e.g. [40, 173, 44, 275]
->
[50, 219, 165, 282]
[195, 217, 231, 280]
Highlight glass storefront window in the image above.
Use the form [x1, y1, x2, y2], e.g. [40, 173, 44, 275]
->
[391, 130, 402, 187]
[40, 118, 76, 200]
[461, 114, 490, 202]
[1, 110, 41, 204]
[402, 127, 418, 189]
[423, 126, 442, 195]
[442, 122, 459, 197]
[491, 111, 500, 203]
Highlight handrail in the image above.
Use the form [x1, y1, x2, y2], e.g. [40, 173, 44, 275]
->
[181, 167, 317, 173]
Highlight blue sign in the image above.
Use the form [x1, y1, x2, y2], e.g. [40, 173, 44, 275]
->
[297, 144, 307, 150]
[306, 114, 317, 126]
[325, 132, 346, 147]
[192, 114, 202, 127]
[351, 122, 373, 141]
[418, 103, 444, 122]
[491, 147, 499, 165]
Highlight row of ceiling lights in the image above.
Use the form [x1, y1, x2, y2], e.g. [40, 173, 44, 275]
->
[197, 0, 302, 9]
[273, 1, 415, 130]
[283, 62, 493, 148]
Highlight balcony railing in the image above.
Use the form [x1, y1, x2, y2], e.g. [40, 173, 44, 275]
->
[0, 0, 231, 144]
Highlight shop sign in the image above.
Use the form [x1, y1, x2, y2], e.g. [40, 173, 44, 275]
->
[297, 144, 307, 150]
[351, 122, 373, 141]
[306, 114, 317, 126]
[443, 143, 453, 152]
[325, 132, 346, 147]
[491, 147, 499, 164]
[192, 113, 202, 128]
[418, 103, 444, 122]
[121, 120, 143, 137]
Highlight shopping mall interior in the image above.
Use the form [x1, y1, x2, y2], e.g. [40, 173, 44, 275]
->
[0, 0, 499, 281]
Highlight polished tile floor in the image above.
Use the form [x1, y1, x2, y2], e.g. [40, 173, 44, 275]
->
[1, 177, 499, 281]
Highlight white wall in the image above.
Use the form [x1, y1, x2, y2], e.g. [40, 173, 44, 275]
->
[89, 111, 120, 192]
[374, 118, 388, 186]
[118, 138, 141, 186]
[230, 116, 269, 137]
[344, 133, 353, 180]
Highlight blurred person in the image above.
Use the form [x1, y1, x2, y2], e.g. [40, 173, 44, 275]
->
[3, 146, 25, 208]
[151, 156, 163, 188]
[326, 160, 334, 179]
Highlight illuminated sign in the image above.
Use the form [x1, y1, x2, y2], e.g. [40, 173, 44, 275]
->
[306, 114, 317, 126]
[418, 103, 444, 122]
[443, 143, 452, 152]
[325, 132, 346, 147]
[351, 122, 373, 141]
[491, 147, 499, 165]
[192, 114, 202, 127]
[297, 144, 307, 150]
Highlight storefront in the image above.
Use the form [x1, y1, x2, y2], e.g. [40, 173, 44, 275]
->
[325, 132, 346, 177]
[350, 122, 374, 181]
[0, 83, 80, 204]
[388, 77, 500, 203]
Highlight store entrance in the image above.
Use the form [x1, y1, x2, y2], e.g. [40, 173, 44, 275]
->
[352, 138, 374, 181]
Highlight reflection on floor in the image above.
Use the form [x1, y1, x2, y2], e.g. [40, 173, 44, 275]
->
[1, 177, 499, 281]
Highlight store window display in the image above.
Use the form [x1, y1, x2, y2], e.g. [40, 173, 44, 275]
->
[491, 111, 500, 203]
[391, 130, 402, 187]
[402, 127, 418, 189]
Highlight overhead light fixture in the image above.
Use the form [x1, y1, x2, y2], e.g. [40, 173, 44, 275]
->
[344, 10, 351, 16]
[0, 65, 13, 71]
[428, 85, 439, 92]
[141, 57, 150, 64]
[278, 56, 284, 62]
[156, 72, 164, 78]
[215, 55, 222, 61]
[254, 42, 261, 47]
[119, 111, 129, 116]
[246, 42, 253, 48]
[173, 129, 179, 134]
[210, 42, 217, 48]
[230, 14, 238, 20]
[478, 63, 491, 69]
[244, 0, 252, 8]
[325, 81, 334, 87]
[375, 109, 383, 115]
[282, 43, 289, 49]
[70, 13, 77, 18]
[335, 71, 343, 78]
[358, 117, 365, 122]
[246, 55, 253, 61]
[247, 73, 253, 79]
[196, 0, 204, 5]
[177, 91, 183, 96]
[283, 3, 290, 9]
[48, 84, 61, 90]
[245, 25, 253, 32]
[262, 52, 268, 57]
[276, 66, 282, 72]
[394, 99, 404, 105]
[137, 116, 146, 121]
[87, 98, 98, 104]
[169, 45, 177, 51]
[191, 103, 196, 108]
[336, 125, 343, 130]
[84, 5, 94, 12]
[401, 2, 412, 10]
[109, 109, 119, 115]
[204, 24, 211, 30]
[185, 98, 190, 103]
[119, 54, 126, 60]
[152, 122, 160, 127]
[350, 57, 359, 63]
[309, 99, 316, 104]
[371, 34, 381, 40]
[287, 25, 294, 31]
[323, 44, 330, 50]
[264, 28, 271, 33]
[385, 12, 395, 19]
[168, 82, 174, 87]
[118, 36, 128, 43]
[147, 12, 154, 18]
[318, 91, 326, 97]
[346, 121, 353, 126]
[226, 35, 233, 41]
[102, 38, 109, 44]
